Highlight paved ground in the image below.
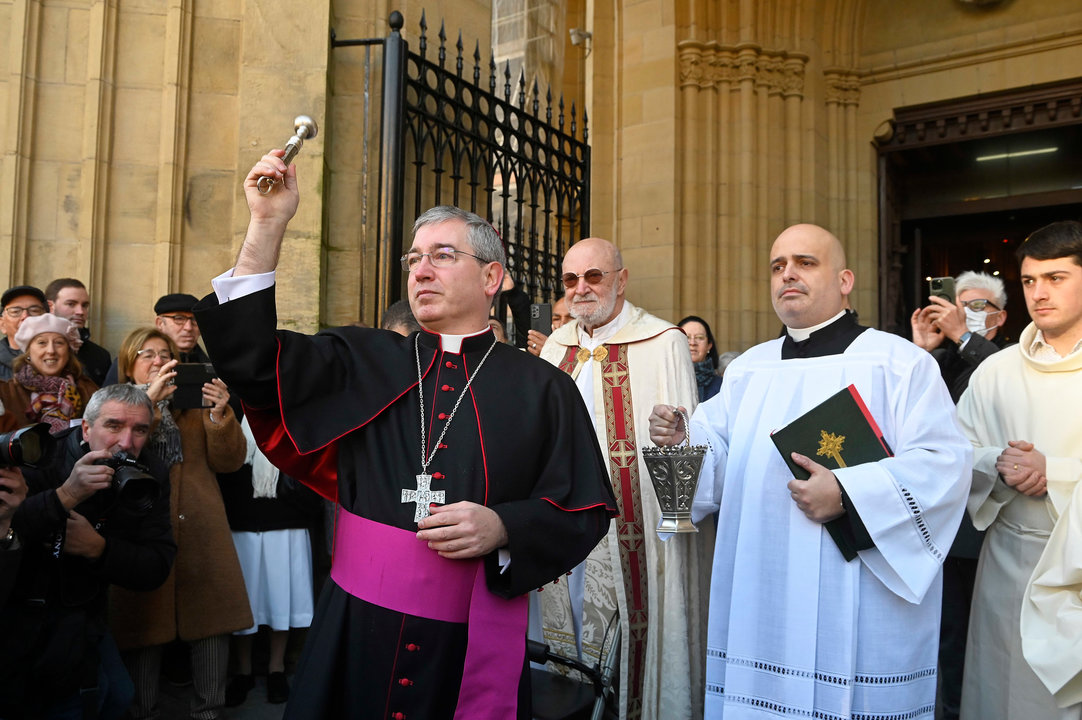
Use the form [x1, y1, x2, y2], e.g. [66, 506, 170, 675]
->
[158, 675, 289, 720]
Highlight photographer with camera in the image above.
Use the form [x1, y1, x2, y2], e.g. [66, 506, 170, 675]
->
[0, 383, 175, 719]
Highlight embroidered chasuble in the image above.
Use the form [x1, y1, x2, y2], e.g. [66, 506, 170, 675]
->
[194, 286, 617, 720]
[957, 323, 1082, 719]
[689, 319, 971, 720]
[539, 302, 710, 720]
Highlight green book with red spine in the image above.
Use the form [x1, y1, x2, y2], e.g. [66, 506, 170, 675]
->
[770, 384, 894, 560]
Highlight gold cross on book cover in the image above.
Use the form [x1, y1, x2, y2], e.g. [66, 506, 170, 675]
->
[770, 384, 894, 560]
[817, 431, 847, 467]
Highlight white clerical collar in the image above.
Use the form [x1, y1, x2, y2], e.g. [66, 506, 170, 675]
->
[439, 327, 490, 354]
[786, 310, 847, 342]
[577, 301, 631, 349]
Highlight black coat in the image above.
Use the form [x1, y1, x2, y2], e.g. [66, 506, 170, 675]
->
[0, 428, 175, 716]
[930, 332, 1004, 404]
[196, 286, 615, 720]
[76, 332, 112, 388]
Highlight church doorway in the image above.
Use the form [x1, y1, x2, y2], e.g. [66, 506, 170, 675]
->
[901, 203, 1082, 344]
[876, 80, 1082, 340]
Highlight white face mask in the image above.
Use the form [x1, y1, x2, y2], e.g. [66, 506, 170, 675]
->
[964, 307, 999, 336]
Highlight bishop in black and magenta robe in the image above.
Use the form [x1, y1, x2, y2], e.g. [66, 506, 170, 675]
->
[195, 286, 615, 720]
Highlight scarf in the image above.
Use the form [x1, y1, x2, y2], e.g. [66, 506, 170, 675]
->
[693, 357, 717, 401]
[139, 384, 184, 467]
[15, 363, 82, 434]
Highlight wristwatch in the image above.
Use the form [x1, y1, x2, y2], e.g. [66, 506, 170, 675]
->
[958, 331, 972, 346]
[0, 526, 19, 551]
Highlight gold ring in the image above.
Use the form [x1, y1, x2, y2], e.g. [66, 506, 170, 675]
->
[1014, 464, 1018, 470]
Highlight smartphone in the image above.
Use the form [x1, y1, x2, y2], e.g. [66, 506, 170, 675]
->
[928, 276, 956, 304]
[530, 303, 552, 333]
[173, 363, 217, 409]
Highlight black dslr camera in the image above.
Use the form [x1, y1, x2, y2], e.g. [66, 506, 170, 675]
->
[0, 423, 57, 468]
[96, 451, 158, 517]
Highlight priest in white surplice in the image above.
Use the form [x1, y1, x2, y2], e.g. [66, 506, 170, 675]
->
[650, 224, 972, 719]
[533, 237, 711, 720]
[957, 220, 1082, 720]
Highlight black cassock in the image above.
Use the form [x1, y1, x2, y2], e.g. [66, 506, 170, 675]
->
[196, 287, 615, 720]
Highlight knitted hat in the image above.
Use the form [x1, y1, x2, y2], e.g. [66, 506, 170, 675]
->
[13, 313, 82, 352]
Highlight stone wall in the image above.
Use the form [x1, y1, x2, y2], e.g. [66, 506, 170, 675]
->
[0, 0, 489, 349]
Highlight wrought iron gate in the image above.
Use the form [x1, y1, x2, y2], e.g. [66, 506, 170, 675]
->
[334, 10, 591, 318]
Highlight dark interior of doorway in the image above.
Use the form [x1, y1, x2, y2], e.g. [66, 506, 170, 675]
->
[901, 203, 1082, 345]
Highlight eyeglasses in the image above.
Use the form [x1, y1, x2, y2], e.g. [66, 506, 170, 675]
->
[561, 268, 618, 289]
[401, 247, 488, 272]
[159, 314, 197, 327]
[961, 299, 1000, 312]
[135, 349, 174, 362]
[2, 304, 45, 319]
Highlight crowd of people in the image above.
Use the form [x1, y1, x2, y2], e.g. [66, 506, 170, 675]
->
[0, 286, 319, 720]
[1, 147, 1080, 720]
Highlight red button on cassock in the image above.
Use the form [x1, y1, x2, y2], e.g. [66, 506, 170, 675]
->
[405, 643, 419, 652]
[437, 413, 448, 420]
[441, 384, 455, 391]
[445, 361, 457, 369]
[432, 472, 444, 479]
[398, 678, 414, 687]
[392, 713, 406, 720]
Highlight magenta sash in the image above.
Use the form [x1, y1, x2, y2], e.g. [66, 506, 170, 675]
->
[331, 508, 527, 719]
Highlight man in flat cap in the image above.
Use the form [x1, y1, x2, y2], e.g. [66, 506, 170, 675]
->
[0, 285, 48, 381]
[103, 294, 212, 386]
[154, 294, 210, 365]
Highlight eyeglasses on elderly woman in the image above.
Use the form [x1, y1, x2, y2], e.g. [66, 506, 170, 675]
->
[135, 349, 174, 362]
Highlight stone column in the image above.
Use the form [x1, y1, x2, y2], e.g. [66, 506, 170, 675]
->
[675, 39, 807, 349]
[0, 0, 42, 284]
[234, 0, 331, 333]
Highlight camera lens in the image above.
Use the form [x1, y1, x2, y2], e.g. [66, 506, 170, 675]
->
[0, 423, 57, 468]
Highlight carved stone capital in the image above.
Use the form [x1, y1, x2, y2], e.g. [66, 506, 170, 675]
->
[825, 70, 861, 106]
[677, 40, 806, 97]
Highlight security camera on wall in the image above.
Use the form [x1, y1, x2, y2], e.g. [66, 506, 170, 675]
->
[568, 28, 592, 47]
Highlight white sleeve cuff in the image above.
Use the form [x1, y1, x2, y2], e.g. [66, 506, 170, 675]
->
[498, 548, 511, 573]
[211, 269, 276, 304]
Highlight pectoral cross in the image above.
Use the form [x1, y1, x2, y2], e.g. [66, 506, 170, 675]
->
[816, 430, 848, 468]
[402, 473, 446, 522]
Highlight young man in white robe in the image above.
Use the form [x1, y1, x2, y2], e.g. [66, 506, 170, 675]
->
[956, 220, 1082, 720]
[650, 223, 972, 719]
[534, 237, 711, 720]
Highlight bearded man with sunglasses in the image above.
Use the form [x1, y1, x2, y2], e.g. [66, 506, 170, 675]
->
[910, 270, 1008, 720]
[536, 237, 706, 720]
[191, 151, 616, 720]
